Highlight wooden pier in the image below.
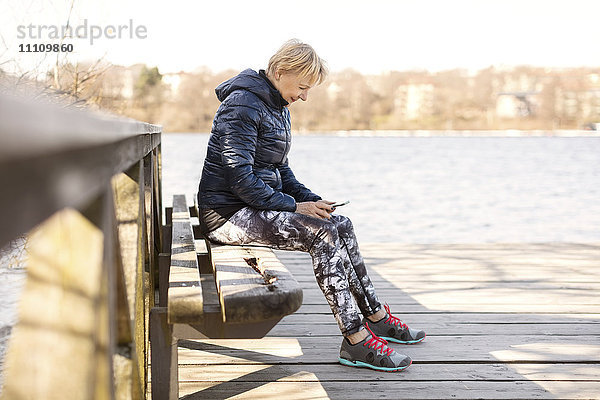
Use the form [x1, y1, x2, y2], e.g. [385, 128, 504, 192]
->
[2, 93, 599, 399]
[175, 243, 600, 399]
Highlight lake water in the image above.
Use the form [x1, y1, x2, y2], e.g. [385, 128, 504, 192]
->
[163, 133, 600, 244]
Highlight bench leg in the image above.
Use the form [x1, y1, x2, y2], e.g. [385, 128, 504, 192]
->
[150, 307, 178, 400]
[158, 253, 170, 307]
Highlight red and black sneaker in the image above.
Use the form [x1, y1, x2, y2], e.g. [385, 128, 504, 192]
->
[339, 323, 412, 372]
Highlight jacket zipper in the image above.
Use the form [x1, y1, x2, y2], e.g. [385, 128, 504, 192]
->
[281, 109, 289, 164]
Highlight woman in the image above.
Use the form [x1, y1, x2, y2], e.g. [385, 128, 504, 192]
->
[197, 39, 425, 372]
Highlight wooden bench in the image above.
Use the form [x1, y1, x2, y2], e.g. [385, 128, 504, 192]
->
[149, 194, 303, 399]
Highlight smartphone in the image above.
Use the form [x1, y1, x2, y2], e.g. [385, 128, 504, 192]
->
[331, 200, 350, 208]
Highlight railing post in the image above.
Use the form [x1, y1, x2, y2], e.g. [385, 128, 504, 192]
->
[149, 307, 178, 400]
[115, 161, 150, 398]
[0, 93, 162, 399]
[1, 190, 117, 399]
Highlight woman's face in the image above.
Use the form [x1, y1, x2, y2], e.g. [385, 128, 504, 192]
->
[272, 71, 312, 106]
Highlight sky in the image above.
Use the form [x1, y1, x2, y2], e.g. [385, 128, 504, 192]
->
[1, 0, 599, 76]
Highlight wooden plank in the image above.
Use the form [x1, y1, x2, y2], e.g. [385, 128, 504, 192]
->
[0, 135, 159, 250]
[1, 207, 112, 399]
[291, 240, 600, 310]
[153, 145, 164, 250]
[295, 277, 600, 290]
[114, 163, 148, 395]
[143, 151, 157, 309]
[177, 362, 600, 382]
[268, 322, 600, 337]
[164, 193, 304, 337]
[277, 244, 600, 302]
[210, 244, 303, 324]
[275, 245, 600, 277]
[171, 243, 600, 399]
[355, 242, 600, 256]
[283, 260, 600, 270]
[158, 253, 170, 307]
[177, 335, 600, 364]
[277, 242, 600, 256]
[105, 182, 145, 399]
[0, 91, 160, 162]
[297, 287, 600, 304]
[149, 308, 178, 400]
[166, 195, 299, 339]
[178, 380, 600, 399]
[194, 239, 212, 274]
[168, 194, 203, 324]
[108, 200, 133, 346]
[296, 303, 600, 313]
[170, 275, 285, 340]
[114, 350, 139, 400]
[291, 275, 600, 284]
[89, 193, 116, 400]
[286, 265, 600, 277]
[279, 312, 600, 325]
[0, 93, 162, 399]
[290, 271, 600, 286]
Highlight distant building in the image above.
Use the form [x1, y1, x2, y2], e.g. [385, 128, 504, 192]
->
[327, 82, 342, 101]
[161, 72, 195, 100]
[496, 92, 540, 118]
[394, 83, 434, 120]
[121, 69, 134, 99]
[554, 79, 600, 126]
[162, 73, 181, 93]
[115, 64, 146, 100]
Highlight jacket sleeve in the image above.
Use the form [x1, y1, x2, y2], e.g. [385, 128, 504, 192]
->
[218, 104, 297, 211]
[278, 158, 322, 202]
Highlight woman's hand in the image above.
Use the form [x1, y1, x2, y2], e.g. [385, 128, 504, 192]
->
[317, 200, 336, 212]
[296, 200, 334, 219]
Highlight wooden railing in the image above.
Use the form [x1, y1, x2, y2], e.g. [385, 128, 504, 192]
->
[0, 93, 162, 399]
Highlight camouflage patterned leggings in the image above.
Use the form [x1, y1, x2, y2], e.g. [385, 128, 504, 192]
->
[205, 207, 382, 336]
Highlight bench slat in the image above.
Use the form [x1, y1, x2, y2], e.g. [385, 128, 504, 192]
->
[210, 244, 303, 324]
[167, 195, 203, 324]
[166, 194, 303, 336]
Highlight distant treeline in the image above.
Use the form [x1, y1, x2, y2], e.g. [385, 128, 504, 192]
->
[153, 66, 599, 131]
[3, 63, 599, 131]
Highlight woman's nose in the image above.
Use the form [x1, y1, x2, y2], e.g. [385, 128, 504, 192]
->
[299, 90, 308, 101]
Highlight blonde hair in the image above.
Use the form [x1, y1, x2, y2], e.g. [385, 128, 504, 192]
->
[267, 39, 328, 86]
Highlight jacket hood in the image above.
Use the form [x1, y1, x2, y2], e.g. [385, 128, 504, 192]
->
[215, 69, 288, 109]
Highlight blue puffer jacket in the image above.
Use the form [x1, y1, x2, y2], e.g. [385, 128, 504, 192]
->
[197, 69, 321, 211]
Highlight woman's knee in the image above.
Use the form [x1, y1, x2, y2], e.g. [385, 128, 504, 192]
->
[312, 220, 339, 249]
[332, 214, 354, 236]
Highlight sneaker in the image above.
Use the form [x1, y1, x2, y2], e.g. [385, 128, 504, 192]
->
[363, 304, 426, 344]
[338, 323, 412, 372]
